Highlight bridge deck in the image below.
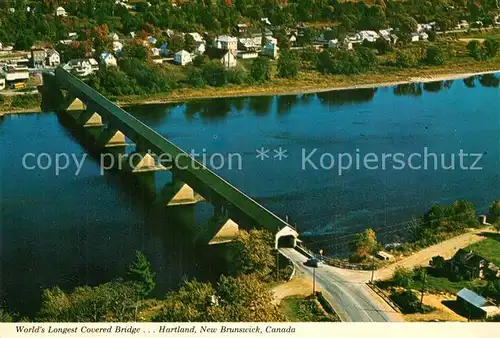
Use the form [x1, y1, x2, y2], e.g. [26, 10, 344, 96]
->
[54, 67, 293, 234]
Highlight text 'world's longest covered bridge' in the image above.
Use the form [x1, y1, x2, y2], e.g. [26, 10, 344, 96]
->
[42, 67, 299, 247]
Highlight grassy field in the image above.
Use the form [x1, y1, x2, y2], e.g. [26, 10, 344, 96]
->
[464, 236, 500, 266]
[412, 274, 487, 294]
[279, 295, 338, 322]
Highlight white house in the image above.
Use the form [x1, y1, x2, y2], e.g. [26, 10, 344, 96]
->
[194, 42, 206, 55]
[261, 42, 279, 59]
[410, 33, 420, 42]
[289, 34, 297, 46]
[261, 17, 271, 26]
[64, 58, 99, 77]
[68, 32, 78, 39]
[147, 36, 157, 45]
[56, 6, 67, 17]
[207, 48, 237, 68]
[113, 41, 123, 54]
[109, 33, 120, 41]
[188, 32, 204, 43]
[46, 50, 61, 67]
[328, 39, 339, 48]
[174, 50, 192, 66]
[356, 30, 380, 43]
[213, 35, 238, 52]
[236, 51, 259, 59]
[100, 52, 117, 67]
[419, 32, 429, 40]
[151, 47, 160, 56]
[238, 37, 261, 51]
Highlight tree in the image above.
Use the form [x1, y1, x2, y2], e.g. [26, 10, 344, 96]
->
[37, 282, 140, 322]
[489, 201, 500, 226]
[483, 38, 499, 59]
[0, 308, 13, 322]
[167, 34, 185, 53]
[14, 35, 34, 50]
[429, 255, 446, 270]
[375, 37, 391, 55]
[424, 46, 445, 66]
[225, 229, 275, 279]
[202, 61, 228, 87]
[123, 41, 151, 61]
[277, 51, 299, 79]
[393, 266, 414, 288]
[250, 57, 271, 83]
[126, 251, 156, 298]
[184, 34, 196, 53]
[467, 40, 483, 60]
[351, 228, 380, 262]
[153, 274, 285, 322]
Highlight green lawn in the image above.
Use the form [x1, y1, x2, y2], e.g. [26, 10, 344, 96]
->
[279, 296, 337, 322]
[412, 274, 487, 294]
[465, 237, 500, 266]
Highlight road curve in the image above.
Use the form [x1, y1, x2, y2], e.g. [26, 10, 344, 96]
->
[280, 248, 398, 322]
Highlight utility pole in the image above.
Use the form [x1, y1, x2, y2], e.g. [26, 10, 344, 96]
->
[276, 249, 280, 281]
[312, 267, 316, 294]
[420, 269, 427, 310]
[370, 254, 375, 283]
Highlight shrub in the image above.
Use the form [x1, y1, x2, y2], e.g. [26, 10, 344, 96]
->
[424, 46, 445, 66]
[315, 291, 335, 314]
[393, 266, 414, 288]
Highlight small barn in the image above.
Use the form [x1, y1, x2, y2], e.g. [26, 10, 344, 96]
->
[456, 288, 500, 319]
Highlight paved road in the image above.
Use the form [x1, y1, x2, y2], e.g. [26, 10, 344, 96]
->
[280, 248, 400, 322]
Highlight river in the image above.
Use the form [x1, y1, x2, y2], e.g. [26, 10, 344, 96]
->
[1, 74, 499, 316]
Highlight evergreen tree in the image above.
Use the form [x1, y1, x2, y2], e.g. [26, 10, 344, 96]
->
[126, 250, 156, 298]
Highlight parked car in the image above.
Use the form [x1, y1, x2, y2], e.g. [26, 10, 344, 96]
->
[305, 257, 323, 268]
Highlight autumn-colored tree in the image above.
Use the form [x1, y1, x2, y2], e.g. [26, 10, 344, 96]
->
[225, 229, 276, 280]
[91, 24, 113, 56]
[351, 228, 380, 262]
[152, 274, 285, 322]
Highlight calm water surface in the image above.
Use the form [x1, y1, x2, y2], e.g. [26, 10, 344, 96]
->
[1, 75, 499, 315]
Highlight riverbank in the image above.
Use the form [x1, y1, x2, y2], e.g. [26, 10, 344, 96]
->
[1, 64, 499, 116]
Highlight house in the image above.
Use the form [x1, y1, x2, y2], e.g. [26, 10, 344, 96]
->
[31, 49, 47, 67]
[265, 36, 278, 45]
[3, 64, 29, 83]
[174, 50, 192, 66]
[238, 37, 261, 52]
[194, 42, 206, 55]
[151, 48, 160, 56]
[113, 41, 124, 54]
[0, 42, 2, 50]
[328, 39, 339, 48]
[188, 33, 204, 43]
[147, 36, 157, 45]
[289, 34, 297, 46]
[205, 47, 237, 68]
[417, 23, 433, 33]
[100, 53, 117, 68]
[356, 30, 380, 43]
[68, 32, 78, 40]
[450, 249, 489, 280]
[63, 58, 99, 77]
[236, 51, 259, 59]
[46, 50, 61, 67]
[261, 41, 279, 59]
[375, 251, 394, 261]
[109, 33, 120, 41]
[159, 44, 169, 56]
[213, 35, 238, 52]
[410, 33, 420, 42]
[56, 6, 67, 17]
[456, 288, 500, 319]
[419, 32, 429, 41]
[235, 23, 248, 34]
[455, 20, 469, 30]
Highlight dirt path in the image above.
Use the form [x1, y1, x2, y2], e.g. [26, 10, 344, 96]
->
[329, 227, 493, 283]
[373, 228, 493, 281]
